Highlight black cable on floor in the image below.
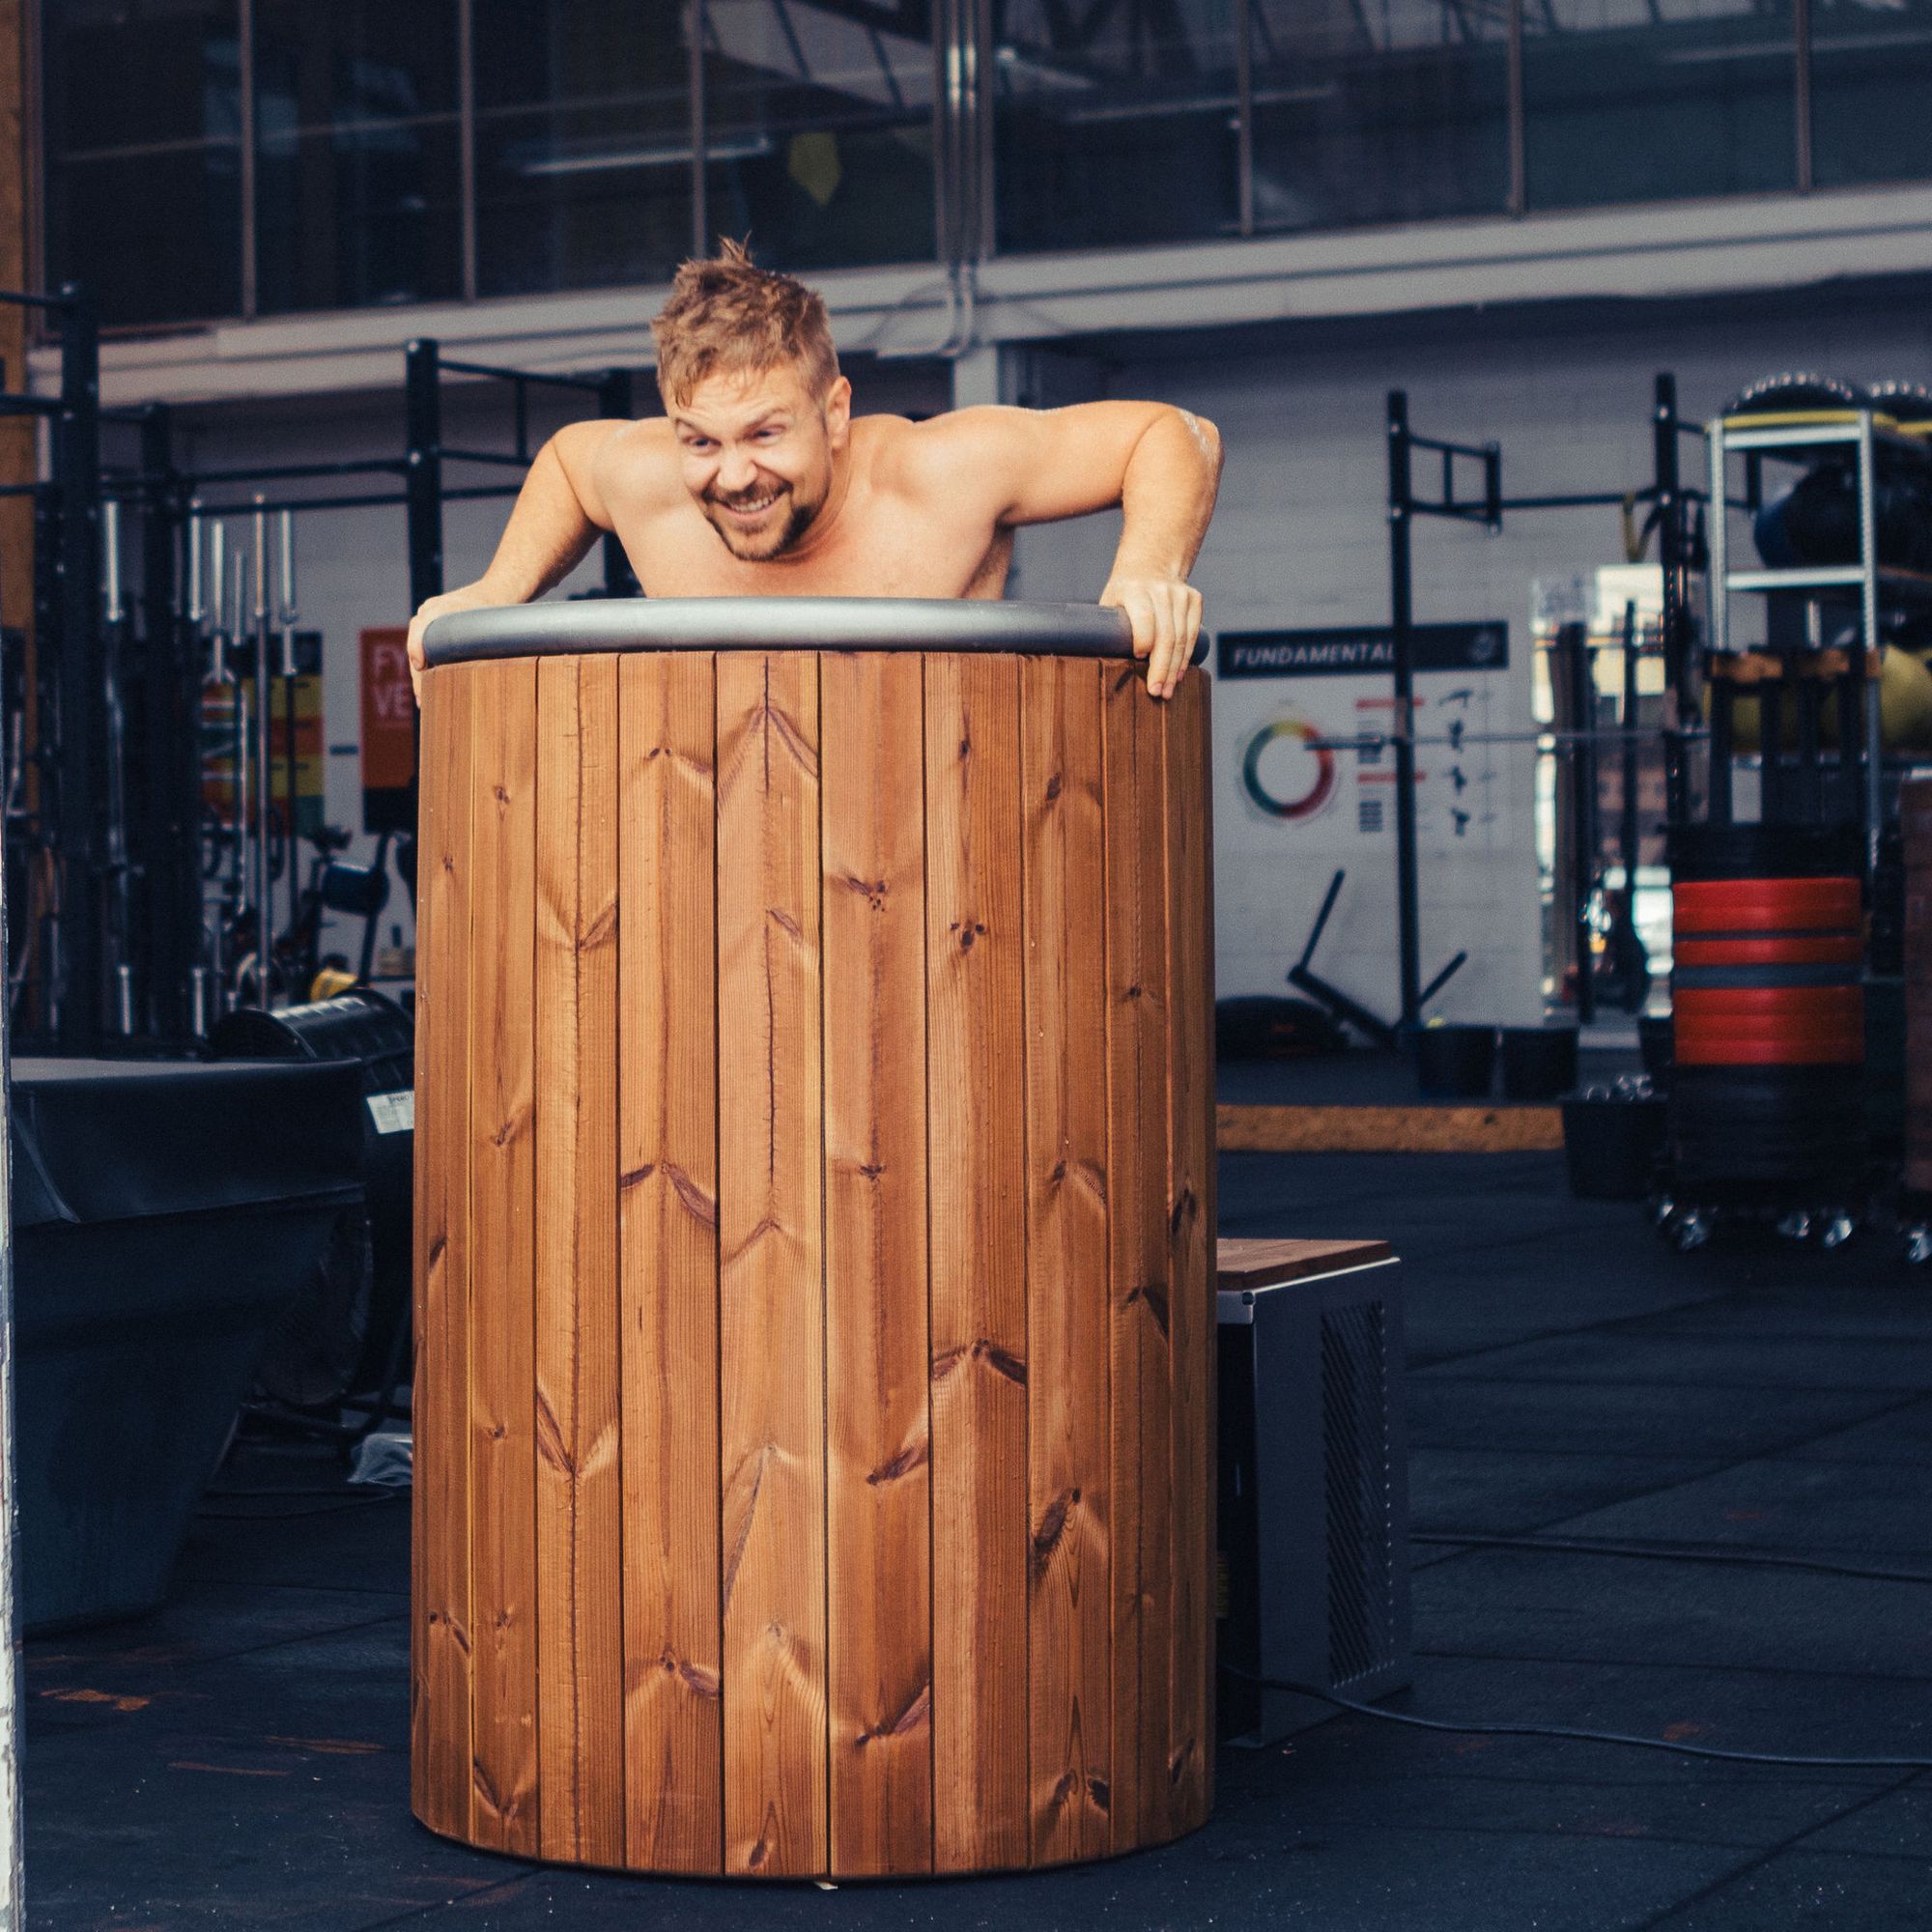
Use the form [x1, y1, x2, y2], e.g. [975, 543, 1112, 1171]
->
[1413, 1530, 1932, 1588]
[1223, 1668, 1932, 1770]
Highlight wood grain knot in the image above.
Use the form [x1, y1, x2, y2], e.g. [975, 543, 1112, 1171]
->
[664, 1161, 718, 1227]
[855, 1682, 930, 1748]
[659, 1652, 722, 1700]
[841, 872, 889, 909]
[866, 1436, 928, 1487]
[1169, 1185, 1198, 1237]
[746, 1804, 780, 1871]
[580, 898, 617, 951]
[1051, 1158, 1108, 1207]
[1088, 1776, 1111, 1814]
[1125, 1282, 1171, 1340]
[721, 1442, 775, 1608]
[762, 698, 818, 777]
[952, 920, 987, 952]
[534, 1393, 575, 1477]
[931, 1338, 1028, 1386]
[1044, 772, 1063, 803]
[1030, 1487, 1081, 1577]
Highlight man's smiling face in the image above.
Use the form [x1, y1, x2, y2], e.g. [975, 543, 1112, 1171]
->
[673, 361, 853, 562]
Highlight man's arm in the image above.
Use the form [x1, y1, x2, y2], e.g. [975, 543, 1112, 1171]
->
[406, 418, 626, 701]
[910, 401, 1223, 698]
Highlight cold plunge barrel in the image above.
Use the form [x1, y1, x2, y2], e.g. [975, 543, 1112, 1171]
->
[1669, 823, 1866, 1196]
[409, 599, 1216, 1880]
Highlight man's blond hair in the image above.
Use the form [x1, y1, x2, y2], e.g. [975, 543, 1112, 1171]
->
[650, 240, 839, 410]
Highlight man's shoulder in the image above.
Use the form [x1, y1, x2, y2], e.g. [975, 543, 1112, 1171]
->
[586, 416, 682, 510]
[863, 407, 1024, 499]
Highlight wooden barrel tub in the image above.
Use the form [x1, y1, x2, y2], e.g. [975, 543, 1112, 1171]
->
[411, 599, 1215, 1879]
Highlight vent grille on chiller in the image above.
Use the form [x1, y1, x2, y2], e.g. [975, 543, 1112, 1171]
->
[1322, 1300, 1395, 1688]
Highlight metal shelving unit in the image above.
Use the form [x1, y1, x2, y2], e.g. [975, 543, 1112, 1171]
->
[1705, 408, 1920, 871]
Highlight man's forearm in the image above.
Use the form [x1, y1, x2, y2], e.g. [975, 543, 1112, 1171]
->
[471, 440, 602, 602]
[1110, 407, 1223, 581]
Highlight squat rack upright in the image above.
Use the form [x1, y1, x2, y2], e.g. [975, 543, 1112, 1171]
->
[1, 294, 641, 1053]
[1383, 372, 1709, 1031]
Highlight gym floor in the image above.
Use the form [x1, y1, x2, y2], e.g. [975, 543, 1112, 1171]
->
[24, 1139, 1932, 1930]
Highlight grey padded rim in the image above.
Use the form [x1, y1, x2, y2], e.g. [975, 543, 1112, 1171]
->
[422, 596, 1207, 667]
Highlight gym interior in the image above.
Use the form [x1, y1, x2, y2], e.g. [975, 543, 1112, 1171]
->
[5, 3, 1932, 1926]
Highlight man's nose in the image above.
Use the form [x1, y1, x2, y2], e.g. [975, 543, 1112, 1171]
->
[717, 445, 759, 495]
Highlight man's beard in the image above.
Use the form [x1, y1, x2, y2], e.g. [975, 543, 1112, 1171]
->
[707, 485, 820, 561]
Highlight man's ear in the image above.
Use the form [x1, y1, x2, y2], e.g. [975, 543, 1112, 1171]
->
[823, 374, 854, 443]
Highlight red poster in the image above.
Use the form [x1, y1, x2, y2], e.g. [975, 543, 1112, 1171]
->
[360, 626, 416, 792]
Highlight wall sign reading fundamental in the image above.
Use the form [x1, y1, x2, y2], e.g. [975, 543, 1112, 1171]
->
[410, 601, 1217, 1880]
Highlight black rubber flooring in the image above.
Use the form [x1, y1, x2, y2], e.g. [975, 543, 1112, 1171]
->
[26, 1147, 1932, 1930]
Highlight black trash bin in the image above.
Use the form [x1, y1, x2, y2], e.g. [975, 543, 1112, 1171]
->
[1499, 1026, 1580, 1101]
[1415, 1024, 1498, 1099]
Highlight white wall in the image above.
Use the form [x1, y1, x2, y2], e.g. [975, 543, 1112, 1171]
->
[1008, 286, 1932, 1020]
[173, 284, 1932, 1001]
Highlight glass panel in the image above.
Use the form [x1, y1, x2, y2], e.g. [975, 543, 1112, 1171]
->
[993, 0, 1239, 254]
[1811, 0, 1932, 189]
[474, 0, 694, 298]
[42, 0, 242, 326]
[1248, 0, 1509, 235]
[702, 0, 937, 269]
[1522, 0, 1798, 212]
[253, 0, 463, 314]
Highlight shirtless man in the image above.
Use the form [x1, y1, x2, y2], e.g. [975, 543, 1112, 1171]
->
[407, 242, 1222, 702]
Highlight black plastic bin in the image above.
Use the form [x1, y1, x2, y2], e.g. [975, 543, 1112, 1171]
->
[212, 988, 414, 1402]
[1499, 1026, 1579, 1101]
[1637, 1013, 1674, 1092]
[1415, 1024, 1498, 1099]
[10, 1057, 364, 1632]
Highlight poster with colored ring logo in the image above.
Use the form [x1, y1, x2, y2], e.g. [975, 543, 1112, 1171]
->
[1241, 715, 1338, 822]
[1209, 620, 1542, 1029]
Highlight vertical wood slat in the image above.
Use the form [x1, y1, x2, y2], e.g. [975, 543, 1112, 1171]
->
[1161, 670, 1213, 1834]
[466, 659, 539, 1853]
[822, 652, 935, 1876]
[412, 667, 473, 1838]
[717, 652, 829, 1877]
[534, 656, 625, 1866]
[1021, 657, 1113, 1865]
[1194, 675, 1219, 1819]
[617, 652, 724, 1873]
[925, 654, 1031, 1873]
[1101, 664, 1173, 1853]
